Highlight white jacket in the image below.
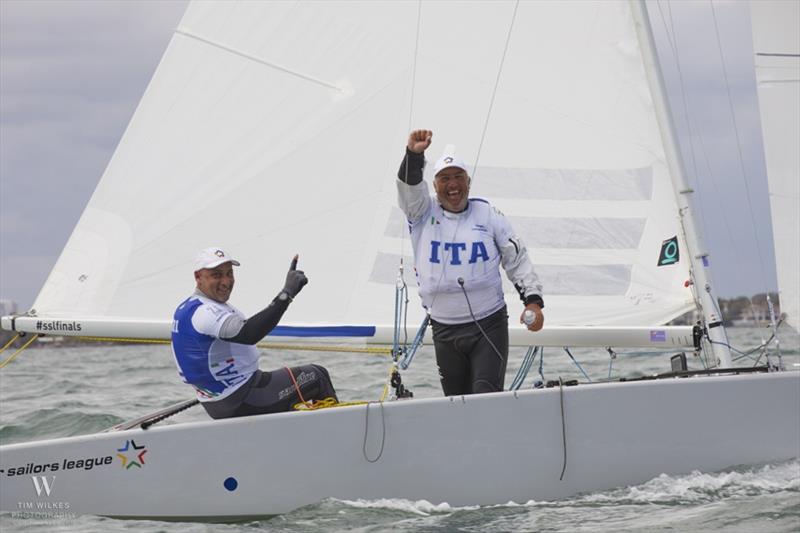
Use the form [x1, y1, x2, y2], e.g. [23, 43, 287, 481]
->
[397, 179, 543, 324]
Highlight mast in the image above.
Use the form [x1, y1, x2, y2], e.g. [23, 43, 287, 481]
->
[630, 0, 733, 367]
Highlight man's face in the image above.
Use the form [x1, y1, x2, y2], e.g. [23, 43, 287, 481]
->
[434, 167, 470, 212]
[195, 262, 235, 303]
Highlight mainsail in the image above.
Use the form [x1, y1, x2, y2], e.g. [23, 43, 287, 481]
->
[751, 0, 800, 331]
[19, 1, 700, 339]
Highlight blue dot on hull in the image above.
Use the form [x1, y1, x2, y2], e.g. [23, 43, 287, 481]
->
[224, 477, 238, 491]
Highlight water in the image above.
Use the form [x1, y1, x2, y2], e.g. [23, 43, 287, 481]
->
[1, 327, 798, 532]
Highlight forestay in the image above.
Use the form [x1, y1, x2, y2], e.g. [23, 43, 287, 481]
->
[751, 0, 800, 332]
[24, 1, 698, 339]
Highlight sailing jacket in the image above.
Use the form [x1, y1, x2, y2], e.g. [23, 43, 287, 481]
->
[397, 149, 544, 325]
[171, 292, 259, 402]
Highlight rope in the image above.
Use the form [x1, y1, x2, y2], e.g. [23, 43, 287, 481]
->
[77, 336, 170, 344]
[406, 0, 422, 133]
[74, 335, 392, 355]
[472, 0, 520, 178]
[709, 0, 770, 292]
[362, 401, 387, 463]
[257, 342, 392, 355]
[656, 0, 707, 232]
[563, 347, 592, 382]
[400, 1, 423, 292]
[536, 346, 545, 387]
[0, 335, 39, 369]
[392, 273, 409, 362]
[558, 377, 567, 481]
[292, 397, 367, 411]
[399, 314, 430, 370]
[0, 334, 21, 354]
[380, 363, 396, 402]
[286, 366, 308, 405]
[510, 346, 538, 391]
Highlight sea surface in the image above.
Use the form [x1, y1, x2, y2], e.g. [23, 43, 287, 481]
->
[1, 326, 798, 532]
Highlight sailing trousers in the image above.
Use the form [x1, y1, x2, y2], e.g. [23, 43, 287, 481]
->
[202, 365, 338, 419]
[430, 306, 509, 396]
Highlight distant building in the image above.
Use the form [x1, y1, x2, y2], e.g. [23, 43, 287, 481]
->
[0, 299, 18, 317]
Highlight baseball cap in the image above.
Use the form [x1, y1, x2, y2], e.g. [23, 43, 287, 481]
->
[194, 247, 240, 271]
[433, 146, 469, 176]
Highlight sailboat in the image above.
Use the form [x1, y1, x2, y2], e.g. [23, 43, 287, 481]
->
[1, 0, 797, 520]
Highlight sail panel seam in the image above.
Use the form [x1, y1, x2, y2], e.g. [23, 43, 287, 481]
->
[175, 29, 343, 92]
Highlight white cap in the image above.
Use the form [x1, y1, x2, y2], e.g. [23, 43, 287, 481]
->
[433, 145, 469, 176]
[194, 247, 240, 271]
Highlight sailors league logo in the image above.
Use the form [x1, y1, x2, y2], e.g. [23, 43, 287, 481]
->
[116, 440, 148, 469]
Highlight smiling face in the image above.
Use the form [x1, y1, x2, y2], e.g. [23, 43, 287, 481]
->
[434, 167, 471, 212]
[195, 262, 235, 303]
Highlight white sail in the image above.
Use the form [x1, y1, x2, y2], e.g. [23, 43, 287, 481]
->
[18, 0, 698, 340]
[751, 0, 800, 331]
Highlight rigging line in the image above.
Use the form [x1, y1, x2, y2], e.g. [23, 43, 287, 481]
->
[399, 314, 429, 370]
[425, 2, 518, 319]
[471, 0, 520, 179]
[402, 280, 410, 347]
[397, 1, 423, 344]
[563, 347, 592, 382]
[0, 335, 39, 369]
[73, 336, 393, 355]
[77, 336, 170, 345]
[708, 0, 770, 291]
[655, 3, 711, 255]
[655, 0, 678, 58]
[406, 0, 423, 134]
[606, 347, 616, 381]
[664, 1, 709, 234]
[174, 29, 343, 92]
[256, 343, 390, 355]
[537, 346, 545, 386]
[380, 363, 395, 402]
[694, 117, 739, 257]
[510, 346, 536, 391]
[0, 334, 21, 354]
[558, 377, 568, 481]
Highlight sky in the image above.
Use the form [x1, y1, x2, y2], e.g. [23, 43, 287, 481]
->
[0, 0, 781, 313]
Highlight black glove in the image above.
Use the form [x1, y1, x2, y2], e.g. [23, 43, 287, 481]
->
[283, 256, 308, 298]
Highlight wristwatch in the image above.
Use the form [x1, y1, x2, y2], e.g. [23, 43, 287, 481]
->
[278, 291, 293, 303]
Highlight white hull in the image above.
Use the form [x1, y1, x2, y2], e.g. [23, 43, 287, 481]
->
[1, 371, 797, 520]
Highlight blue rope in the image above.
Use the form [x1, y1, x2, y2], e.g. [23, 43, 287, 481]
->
[399, 314, 430, 370]
[607, 348, 616, 381]
[392, 278, 408, 363]
[563, 347, 592, 382]
[510, 346, 539, 391]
